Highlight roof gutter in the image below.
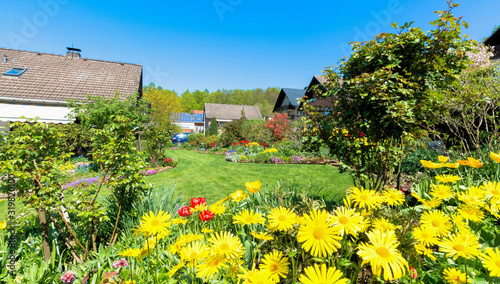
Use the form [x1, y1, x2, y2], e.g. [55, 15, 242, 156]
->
[0, 96, 79, 106]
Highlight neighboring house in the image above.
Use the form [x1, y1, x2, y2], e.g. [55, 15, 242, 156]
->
[484, 27, 500, 63]
[272, 88, 306, 119]
[203, 103, 262, 134]
[172, 111, 204, 133]
[298, 75, 334, 115]
[0, 47, 142, 132]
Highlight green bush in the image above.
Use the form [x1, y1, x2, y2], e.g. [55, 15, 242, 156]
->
[166, 140, 173, 148]
[241, 119, 272, 143]
[182, 142, 190, 149]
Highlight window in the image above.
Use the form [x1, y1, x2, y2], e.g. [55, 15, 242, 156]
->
[3, 67, 27, 77]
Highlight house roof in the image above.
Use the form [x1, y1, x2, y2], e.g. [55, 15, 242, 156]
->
[272, 88, 306, 112]
[204, 103, 262, 120]
[175, 113, 204, 123]
[484, 28, 500, 46]
[0, 48, 142, 102]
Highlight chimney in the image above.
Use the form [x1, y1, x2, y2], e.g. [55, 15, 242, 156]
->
[66, 47, 81, 58]
[2, 55, 6, 62]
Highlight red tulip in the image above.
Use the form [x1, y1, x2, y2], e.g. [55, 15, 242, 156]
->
[190, 197, 206, 208]
[409, 267, 418, 279]
[199, 210, 214, 221]
[178, 206, 192, 217]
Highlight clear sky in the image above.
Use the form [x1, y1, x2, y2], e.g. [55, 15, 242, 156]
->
[1, 0, 498, 93]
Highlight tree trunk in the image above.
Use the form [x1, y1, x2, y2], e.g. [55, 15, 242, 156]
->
[37, 208, 51, 261]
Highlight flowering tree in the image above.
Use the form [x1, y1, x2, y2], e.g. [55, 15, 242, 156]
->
[266, 113, 290, 141]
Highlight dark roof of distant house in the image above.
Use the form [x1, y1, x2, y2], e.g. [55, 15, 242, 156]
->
[175, 113, 204, 123]
[204, 103, 262, 120]
[272, 88, 306, 112]
[484, 28, 500, 46]
[0, 48, 142, 102]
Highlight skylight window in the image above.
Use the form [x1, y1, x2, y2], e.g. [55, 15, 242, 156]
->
[3, 67, 27, 77]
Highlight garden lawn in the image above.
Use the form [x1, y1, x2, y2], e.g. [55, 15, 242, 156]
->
[145, 149, 353, 203]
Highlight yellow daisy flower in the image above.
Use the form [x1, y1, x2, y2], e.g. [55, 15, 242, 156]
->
[209, 202, 226, 215]
[457, 204, 484, 223]
[357, 230, 409, 281]
[421, 197, 443, 210]
[349, 186, 381, 210]
[372, 218, 400, 232]
[457, 186, 486, 206]
[201, 228, 214, 234]
[180, 241, 209, 267]
[331, 206, 364, 236]
[439, 232, 482, 260]
[297, 209, 342, 257]
[196, 254, 226, 280]
[208, 231, 244, 260]
[430, 184, 454, 200]
[190, 203, 208, 213]
[0, 221, 6, 230]
[136, 210, 171, 237]
[230, 190, 249, 202]
[267, 207, 297, 231]
[482, 181, 500, 203]
[261, 251, 289, 282]
[443, 267, 469, 284]
[435, 174, 461, 183]
[233, 209, 266, 226]
[414, 243, 437, 261]
[446, 162, 459, 169]
[412, 226, 439, 247]
[483, 247, 500, 277]
[118, 248, 141, 257]
[420, 210, 452, 237]
[250, 231, 273, 241]
[167, 262, 184, 277]
[299, 263, 347, 284]
[382, 188, 405, 206]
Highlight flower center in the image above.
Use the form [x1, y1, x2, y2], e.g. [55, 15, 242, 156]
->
[338, 216, 349, 225]
[360, 195, 368, 201]
[431, 220, 440, 227]
[278, 215, 286, 221]
[151, 220, 160, 227]
[313, 227, 325, 239]
[375, 247, 391, 258]
[492, 189, 500, 195]
[453, 244, 465, 252]
[269, 263, 278, 272]
[496, 261, 500, 268]
[422, 233, 429, 239]
[220, 243, 230, 251]
[245, 217, 254, 223]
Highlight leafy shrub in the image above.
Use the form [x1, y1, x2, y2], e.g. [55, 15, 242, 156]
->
[241, 119, 272, 144]
[401, 143, 440, 175]
[220, 119, 245, 146]
[182, 142, 190, 149]
[166, 140, 173, 148]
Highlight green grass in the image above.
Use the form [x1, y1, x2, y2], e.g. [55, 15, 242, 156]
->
[144, 150, 353, 203]
[0, 150, 353, 216]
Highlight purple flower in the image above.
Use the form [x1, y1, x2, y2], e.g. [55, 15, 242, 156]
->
[225, 150, 237, 157]
[291, 155, 303, 163]
[270, 156, 281, 164]
[63, 177, 100, 190]
[61, 270, 75, 284]
[172, 147, 178, 150]
[139, 169, 157, 176]
[113, 258, 129, 269]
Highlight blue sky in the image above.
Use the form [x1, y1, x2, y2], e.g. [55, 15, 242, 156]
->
[1, 0, 498, 93]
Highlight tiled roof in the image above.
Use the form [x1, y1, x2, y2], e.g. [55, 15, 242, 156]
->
[175, 113, 204, 122]
[204, 103, 262, 120]
[0, 48, 142, 102]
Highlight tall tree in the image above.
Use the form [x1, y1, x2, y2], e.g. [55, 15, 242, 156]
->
[143, 83, 183, 131]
